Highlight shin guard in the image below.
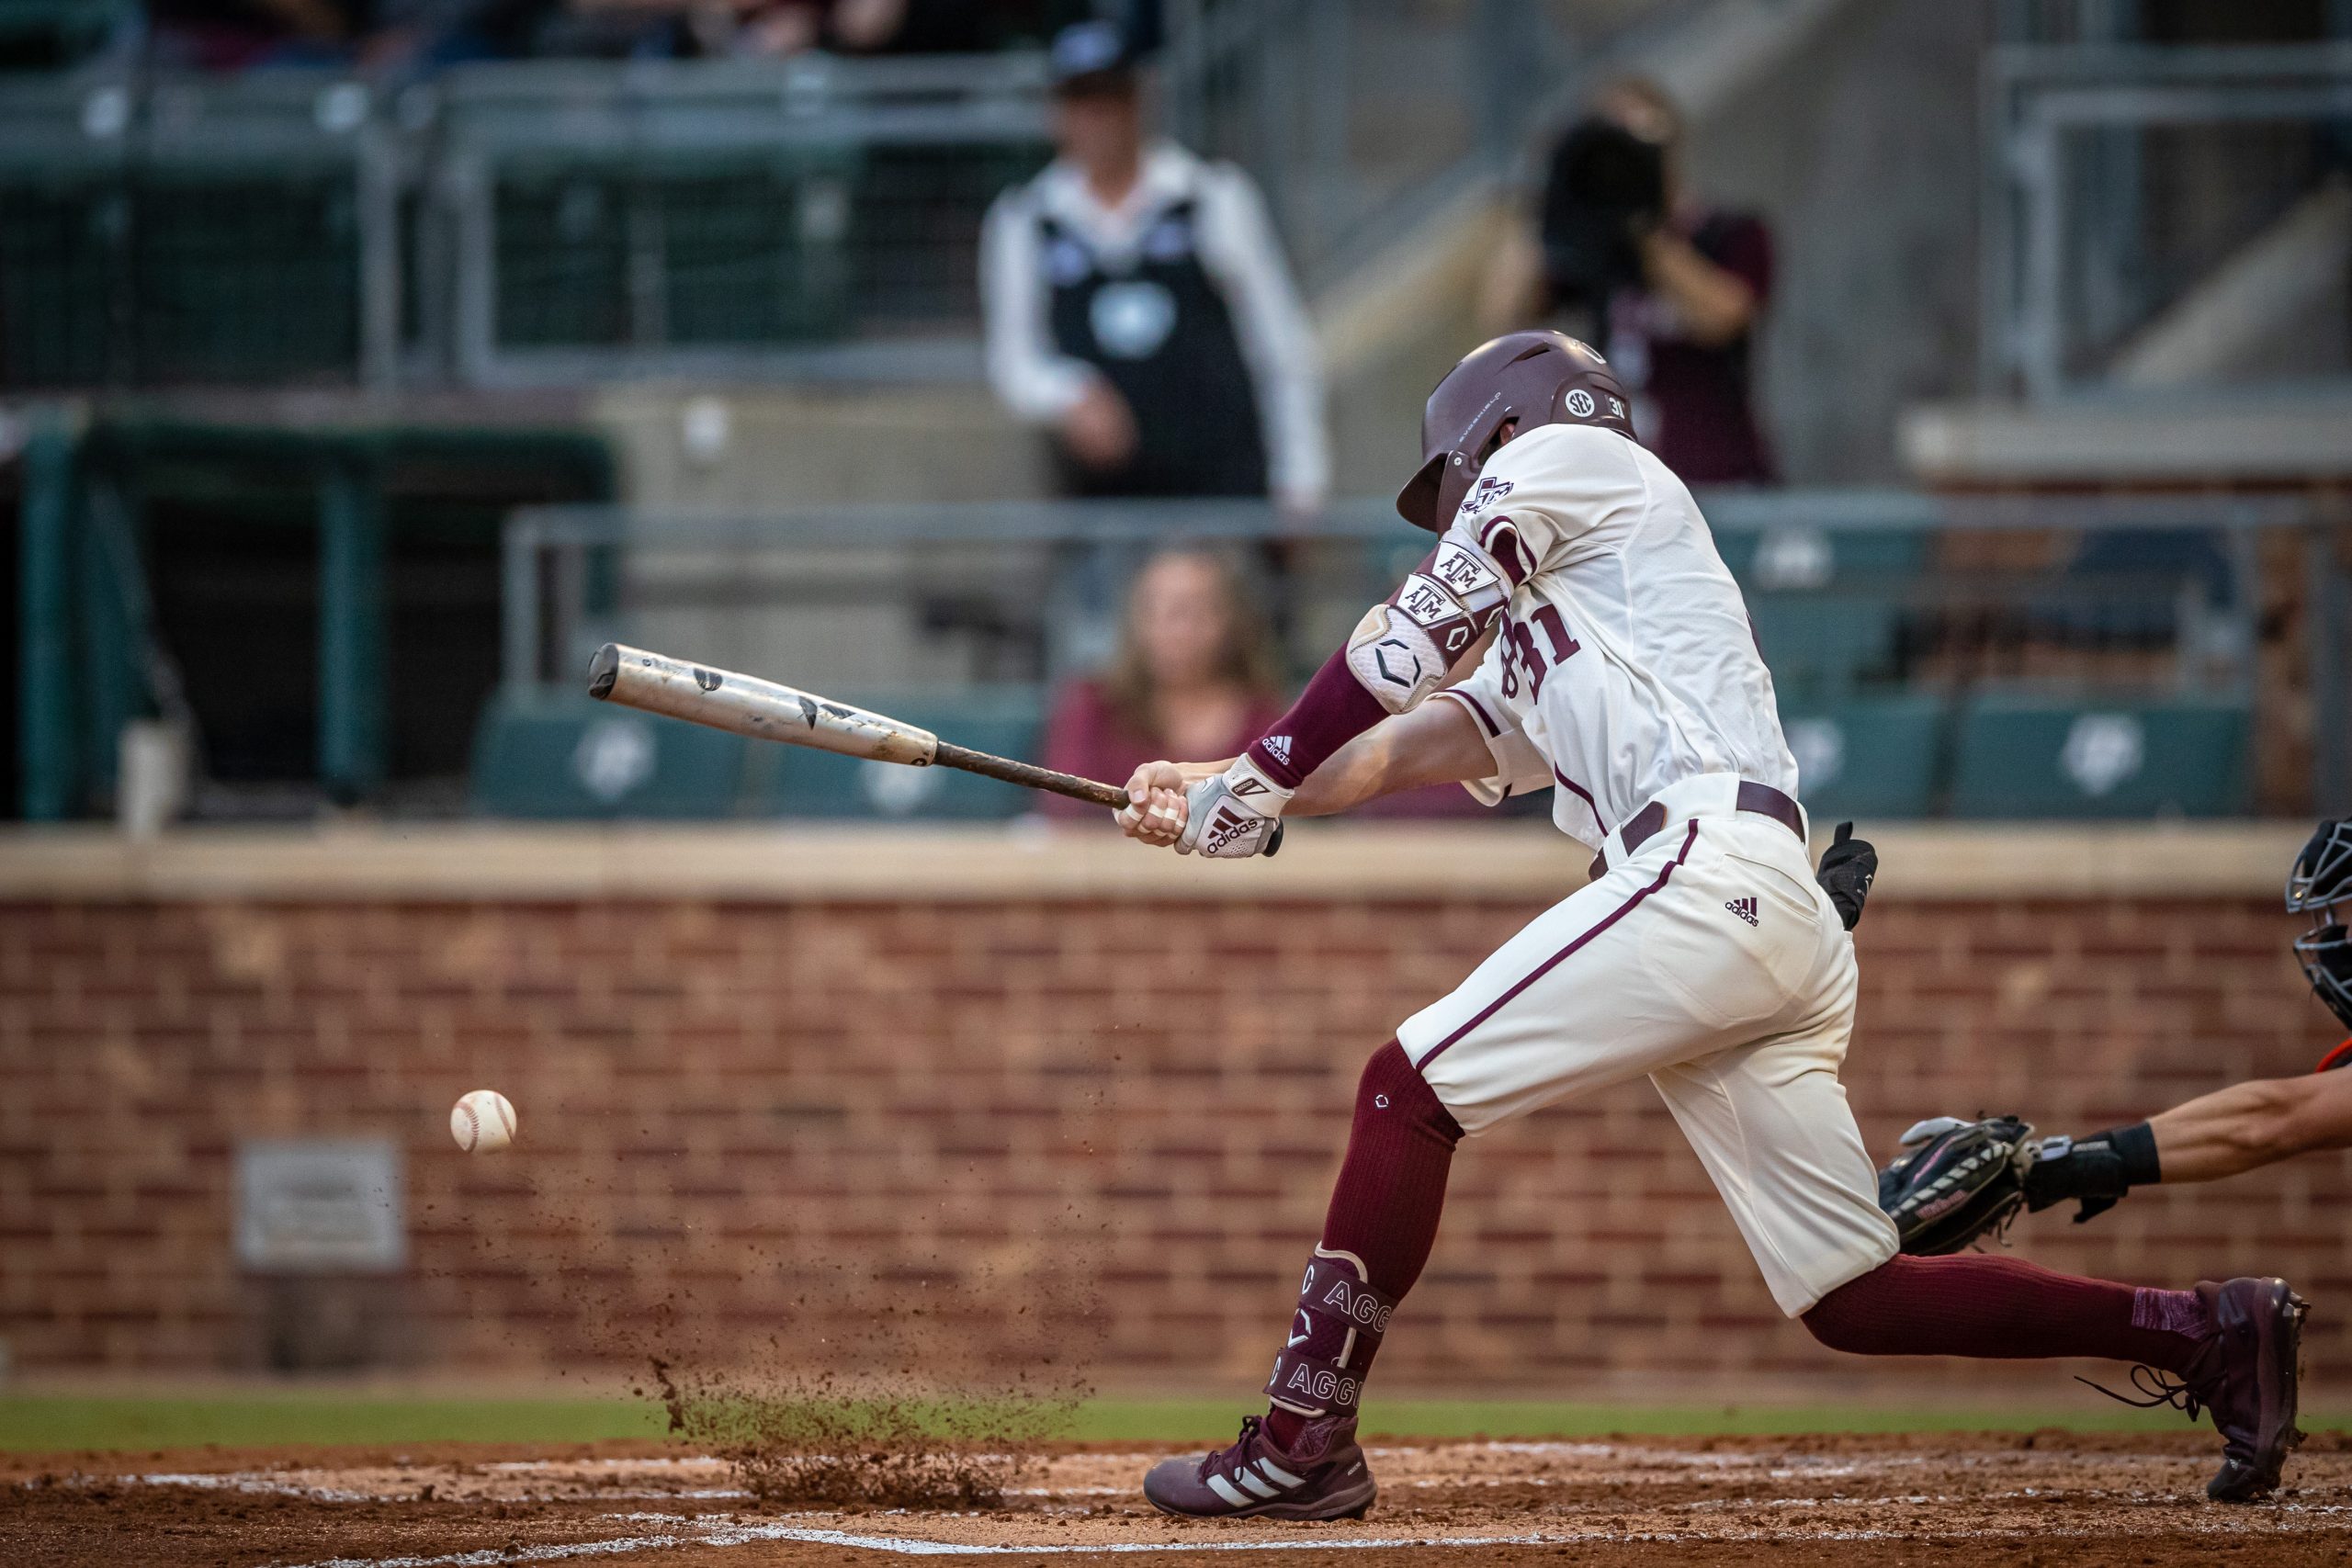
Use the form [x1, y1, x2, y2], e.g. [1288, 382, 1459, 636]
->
[1265, 1247, 1399, 1421]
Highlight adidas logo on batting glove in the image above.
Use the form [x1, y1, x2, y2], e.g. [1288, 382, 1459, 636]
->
[1179, 754, 1294, 860]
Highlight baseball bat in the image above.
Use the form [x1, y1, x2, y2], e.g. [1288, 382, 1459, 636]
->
[588, 644, 1280, 852]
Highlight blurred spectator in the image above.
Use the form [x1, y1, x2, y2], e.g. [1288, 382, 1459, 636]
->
[1039, 545, 1487, 821]
[982, 18, 1327, 513]
[141, 0, 1069, 73]
[364, 0, 564, 66]
[535, 0, 1046, 60]
[1039, 547, 1282, 818]
[857, 0, 1057, 54]
[148, 0, 368, 70]
[1478, 76, 1776, 485]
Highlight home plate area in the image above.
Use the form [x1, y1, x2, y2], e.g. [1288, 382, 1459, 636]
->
[14, 1434, 2352, 1566]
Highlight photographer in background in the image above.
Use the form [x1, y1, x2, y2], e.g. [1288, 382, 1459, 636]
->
[1478, 77, 1775, 486]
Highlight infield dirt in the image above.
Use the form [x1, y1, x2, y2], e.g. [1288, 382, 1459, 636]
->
[10, 1428, 2352, 1566]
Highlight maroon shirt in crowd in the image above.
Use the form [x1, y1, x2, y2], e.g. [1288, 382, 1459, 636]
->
[1605, 209, 1776, 485]
[1040, 680, 1284, 822]
[1047, 677, 1487, 824]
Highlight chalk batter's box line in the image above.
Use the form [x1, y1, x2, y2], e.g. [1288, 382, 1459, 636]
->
[277, 1506, 2352, 1568]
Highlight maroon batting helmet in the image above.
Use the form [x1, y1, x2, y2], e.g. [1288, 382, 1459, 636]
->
[1395, 331, 1636, 531]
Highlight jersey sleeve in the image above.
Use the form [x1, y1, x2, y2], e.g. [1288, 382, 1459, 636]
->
[1451, 422, 1647, 576]
[1430, 654, 1552, 808]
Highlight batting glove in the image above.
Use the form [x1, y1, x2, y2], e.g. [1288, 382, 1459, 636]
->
[1177, 754, 1292, 860]
[1815, 820, 1877, 931]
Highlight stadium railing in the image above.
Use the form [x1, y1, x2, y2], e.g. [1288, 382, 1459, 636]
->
[427, 53, 1048, 387]
[483, 490, 2348, 825]
[1982, 41, 2352, 398]
[0, 55, 1050, 391]
[0, 69, 402, 387]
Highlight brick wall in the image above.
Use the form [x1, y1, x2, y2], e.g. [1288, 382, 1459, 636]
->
[3, 882, 2345, 1396]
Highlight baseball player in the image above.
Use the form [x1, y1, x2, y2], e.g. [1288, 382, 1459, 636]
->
[1882, 818, 2352, 1254]
[1113, 332, 2307, 1519]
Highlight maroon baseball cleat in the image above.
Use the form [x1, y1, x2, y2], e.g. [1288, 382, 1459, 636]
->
[2090, 1277, 2307, 1502]
[1141, 1415, 1376, 1520]
[2188, 1277, 2309, 1502]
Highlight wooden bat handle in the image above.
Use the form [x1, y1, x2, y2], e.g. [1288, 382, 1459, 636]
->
[932, 741, 1130, 809]
[934, 743, 1284, 856]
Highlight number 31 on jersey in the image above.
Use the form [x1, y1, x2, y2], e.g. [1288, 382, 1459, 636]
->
[1498, 604, 1580, 700]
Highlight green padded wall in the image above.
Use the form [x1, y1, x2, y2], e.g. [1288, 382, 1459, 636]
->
[469, 689, 747, 819]
[1946, 697, 2250, 818]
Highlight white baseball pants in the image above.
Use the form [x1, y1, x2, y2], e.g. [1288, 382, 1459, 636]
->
[1396, 795, 1899, 1315]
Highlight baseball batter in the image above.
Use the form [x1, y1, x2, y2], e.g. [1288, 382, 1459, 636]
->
[1115, 332, 2308, 1519]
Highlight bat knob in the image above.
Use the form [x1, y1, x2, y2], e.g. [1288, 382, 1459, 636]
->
[1264, 821, 1285, 859]
[586, 643, 620, 700]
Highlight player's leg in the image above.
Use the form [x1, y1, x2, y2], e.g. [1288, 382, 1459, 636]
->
[1137, 1038, 1455, 1519]
[1142, 828, 1751, 1520]
[1657, 989, 2309, 1503]
[1802, 1258, 2305, 1501]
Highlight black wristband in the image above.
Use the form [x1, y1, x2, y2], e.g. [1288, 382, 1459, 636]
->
[2022, 1122, 2159, 1221]
[2100, 1121, 2161, 1187]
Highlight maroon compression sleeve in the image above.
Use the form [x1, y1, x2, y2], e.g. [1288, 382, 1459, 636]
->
[1246, 645, 1393, 791]
[1803, 1253, 2211, 1372]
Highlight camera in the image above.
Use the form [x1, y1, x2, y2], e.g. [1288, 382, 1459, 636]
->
[1539, 117, 1667, 307]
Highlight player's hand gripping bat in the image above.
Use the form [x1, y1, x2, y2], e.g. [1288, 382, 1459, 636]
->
[587, 642, 1282, 852]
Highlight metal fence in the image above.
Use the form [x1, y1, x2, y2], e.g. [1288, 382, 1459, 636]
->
[0, 4, 1655, 389]
[1159, 0, 1573, 288]
[0, 55, 1050, 391]
[426, 54, 1049, 386]
[1982, 42, 2352, 397]
[0, 71, 401, 386]
[492, 490, 2351, 821]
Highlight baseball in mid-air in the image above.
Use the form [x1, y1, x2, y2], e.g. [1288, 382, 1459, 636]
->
[450, 1089, 517, 1154]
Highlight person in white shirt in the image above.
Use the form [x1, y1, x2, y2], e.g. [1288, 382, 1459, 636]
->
[1113, 331, 2307, 1522]
[980, 19, 1326, 512]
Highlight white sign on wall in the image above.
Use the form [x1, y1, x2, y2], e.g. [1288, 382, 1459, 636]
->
[234, 1140, 405, 1274]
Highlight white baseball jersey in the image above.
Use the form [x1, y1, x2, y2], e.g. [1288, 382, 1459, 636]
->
[1429, 422, 1799, 853]
[1395, 420, 1898, 1316]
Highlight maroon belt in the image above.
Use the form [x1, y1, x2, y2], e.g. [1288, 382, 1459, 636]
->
[1618, 781, 1804, 859]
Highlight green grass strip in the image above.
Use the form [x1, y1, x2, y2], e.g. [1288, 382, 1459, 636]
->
[4, 1393, 2346, 1455]
[0, 1396, 668, 1454]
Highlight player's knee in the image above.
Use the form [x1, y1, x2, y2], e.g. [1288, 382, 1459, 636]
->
[1358, 1040, 1464, 1148]
[1798, 1258, 1911, 1356]
[1799, 1293, 1869, 1355]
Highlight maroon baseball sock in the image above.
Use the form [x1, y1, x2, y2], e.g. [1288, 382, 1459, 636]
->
[1803, 1252, 2212, 1373]
[1264, 1041, 1463, 1450]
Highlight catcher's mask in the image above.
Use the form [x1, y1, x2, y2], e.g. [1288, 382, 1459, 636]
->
[1394, 330, 1635, 532]
[2288, 818, 2352, 1062]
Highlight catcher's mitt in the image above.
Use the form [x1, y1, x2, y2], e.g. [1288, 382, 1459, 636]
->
[1876, 1114, 2037, 1256]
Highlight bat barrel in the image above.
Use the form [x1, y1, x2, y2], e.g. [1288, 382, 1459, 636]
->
[586, 642, 1183, 828]
[586, 643, 621, 700]
[587, 642, 940, 766]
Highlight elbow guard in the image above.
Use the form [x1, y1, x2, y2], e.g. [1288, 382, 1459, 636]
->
[1344, 524, 1522, 714]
